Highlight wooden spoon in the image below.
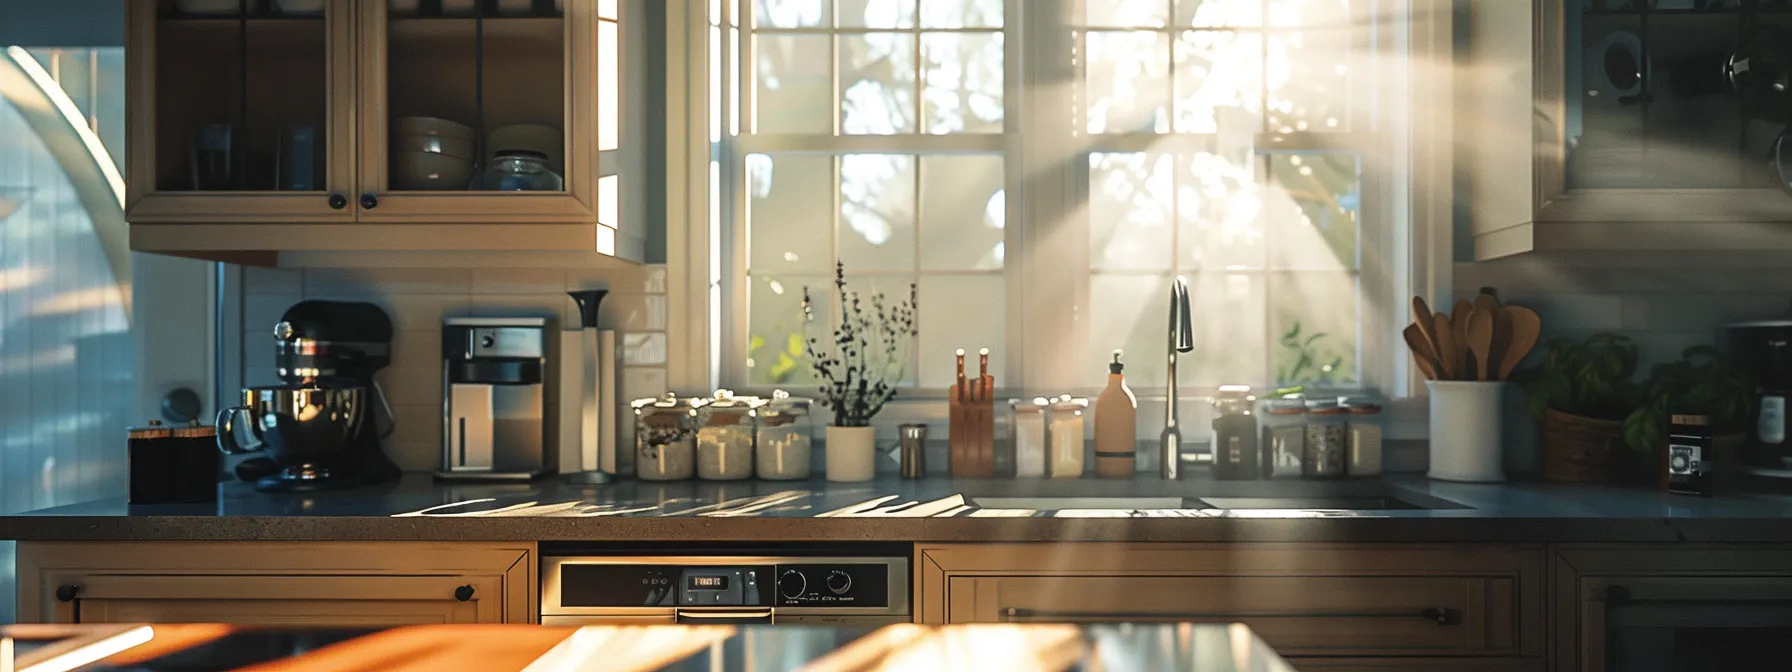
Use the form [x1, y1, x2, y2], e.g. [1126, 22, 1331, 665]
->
[1467, 308, 1495, 381]
[1497, 306, 1543, 381]
[1474, 292, 1509, 374]
[1433, 312, 1459, 380]
[1403, 323, 1442, 380]
[1411, 297, 1442, 371]
[1452, 299, 1475, 378]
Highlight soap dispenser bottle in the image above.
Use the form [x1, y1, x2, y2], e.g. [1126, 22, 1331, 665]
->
[1094, 350, 1137, 478]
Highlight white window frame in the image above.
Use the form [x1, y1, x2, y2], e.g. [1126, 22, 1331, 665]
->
[666, 0, 1454, 419]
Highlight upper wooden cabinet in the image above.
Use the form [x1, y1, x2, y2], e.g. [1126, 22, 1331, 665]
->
[1465, 0, 1792, 260]
[126, 0, 637, 262]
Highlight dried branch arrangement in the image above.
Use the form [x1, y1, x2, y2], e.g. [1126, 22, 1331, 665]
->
[801, 262, 918, 427]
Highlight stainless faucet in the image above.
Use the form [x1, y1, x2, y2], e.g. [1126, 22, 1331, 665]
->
[1160, 276, 1194, 479]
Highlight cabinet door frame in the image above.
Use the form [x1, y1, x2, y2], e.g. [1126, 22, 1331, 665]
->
[353, 1, 600, 225]
[16, 541, 536, 625]
[1550, 544, 1792, 672]
[124, 0, 359, 224]
[917, 543, 1545, 659]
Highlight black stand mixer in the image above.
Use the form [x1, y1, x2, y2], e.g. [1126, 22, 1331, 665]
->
[218, 300, 400, 492]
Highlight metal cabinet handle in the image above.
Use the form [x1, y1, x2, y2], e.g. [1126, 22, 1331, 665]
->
[55, 584, 80, 602]
[674, 608, 774, 625]
[1004, 606, 1462, 626]
[454, 585, 475, 602]
[359, 193, 379, 210]
[328, 193, 348, 210]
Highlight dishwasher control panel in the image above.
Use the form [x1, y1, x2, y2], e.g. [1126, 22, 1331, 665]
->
[547, 558, 900, 610]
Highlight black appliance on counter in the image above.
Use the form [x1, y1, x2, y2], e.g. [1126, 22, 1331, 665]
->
[218, 300, 399, 492]
[1726, 320, 1792, 476]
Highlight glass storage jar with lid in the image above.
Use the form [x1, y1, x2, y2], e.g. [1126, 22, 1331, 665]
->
[1303, 398, 1348, 479]
[1259, 395, 1307, 479]
[756, 390, 814, 480]
[476, 149, 564, 191]
[696, 389, 763, 480]
[632, 393, 704, 481]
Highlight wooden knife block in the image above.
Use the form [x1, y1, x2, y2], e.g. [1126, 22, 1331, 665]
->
[949, 383, 995, 478]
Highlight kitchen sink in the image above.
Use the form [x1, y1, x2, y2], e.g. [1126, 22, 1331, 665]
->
[969, 492, 1467, 512]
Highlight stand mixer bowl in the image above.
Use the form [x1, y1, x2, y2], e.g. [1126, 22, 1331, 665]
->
[217, 386, 368, 471]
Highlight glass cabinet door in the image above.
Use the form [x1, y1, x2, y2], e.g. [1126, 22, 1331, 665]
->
[127, 0, 354, 221]
[359, 0, 613, 230]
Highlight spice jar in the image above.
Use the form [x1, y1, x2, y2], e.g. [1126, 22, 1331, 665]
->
[1010, 398, 1050, 478]
[1345, 399, 1384, 478]
[1210, 385, 1259, 481]
[1049, 396, 1088, 478]
[632, 394, 704, 481]
[696, 390, 763, 480]
[1259, 396, 1307, 479]
[1303, 399, 1348, 479]
[756, 390, 814, 480]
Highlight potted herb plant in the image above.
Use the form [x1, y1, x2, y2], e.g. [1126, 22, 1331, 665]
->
[802, 263, 918, 482]
[1515, 333, 1645, 483]
[1622, 346, 1755, 485]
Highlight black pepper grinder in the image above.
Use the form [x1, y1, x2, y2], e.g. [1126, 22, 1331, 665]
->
[1666, 414, 1715, 497]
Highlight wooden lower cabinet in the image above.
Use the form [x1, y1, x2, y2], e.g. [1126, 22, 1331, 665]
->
[917, 543, 1544, 665]
[16, 542, 536, 625]
[1551, 545, 1792, 672]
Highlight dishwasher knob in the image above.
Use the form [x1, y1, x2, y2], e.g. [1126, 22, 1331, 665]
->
[779, 570, 807, 600]
[827, 570, 852, 595]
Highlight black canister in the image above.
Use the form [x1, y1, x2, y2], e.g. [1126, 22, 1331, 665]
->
[129, 420, 221, 504]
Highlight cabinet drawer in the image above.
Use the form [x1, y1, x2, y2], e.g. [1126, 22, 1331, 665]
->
[949, 574, 1515, 656]
[68, 575, 502, 626]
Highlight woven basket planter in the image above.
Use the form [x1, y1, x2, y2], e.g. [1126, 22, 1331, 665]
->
[1542, 408, 1626, 483]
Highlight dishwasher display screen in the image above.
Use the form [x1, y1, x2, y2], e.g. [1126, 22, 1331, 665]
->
[688, 575, 729, 590]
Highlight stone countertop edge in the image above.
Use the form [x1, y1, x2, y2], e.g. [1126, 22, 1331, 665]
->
[3, 474, 1792, 543]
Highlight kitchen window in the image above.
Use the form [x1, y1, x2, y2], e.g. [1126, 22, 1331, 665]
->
[693, 0, 1449, 400]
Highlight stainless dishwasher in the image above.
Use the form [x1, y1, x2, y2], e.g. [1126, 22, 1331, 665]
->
[540, 554, 910, 625]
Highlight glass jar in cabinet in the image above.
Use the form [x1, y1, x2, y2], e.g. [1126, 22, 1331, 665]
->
[696, 390, 762, 481]
[632, 394, 703, 481]
[756, 390, 814, 480]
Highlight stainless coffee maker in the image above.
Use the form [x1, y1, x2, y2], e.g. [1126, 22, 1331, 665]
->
[218, 301, 399, 492]
[437, 317, 556, 480]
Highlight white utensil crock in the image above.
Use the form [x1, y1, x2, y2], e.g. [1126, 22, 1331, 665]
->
[1427, 380, 1506, 482]
[825, 425, 877, 482]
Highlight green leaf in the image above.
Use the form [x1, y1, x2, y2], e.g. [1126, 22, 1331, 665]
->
[748, 334, 766, 353]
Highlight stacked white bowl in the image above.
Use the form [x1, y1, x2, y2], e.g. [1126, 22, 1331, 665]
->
[392, 117, 476, 190]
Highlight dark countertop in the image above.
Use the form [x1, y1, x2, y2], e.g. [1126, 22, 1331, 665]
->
[5, 622, 1294, 672]
[3, 473, 1791, 543]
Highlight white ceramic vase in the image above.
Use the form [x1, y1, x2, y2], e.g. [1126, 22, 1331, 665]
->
[1427, 380, 1506, 482]
[825, 425, 877, 482]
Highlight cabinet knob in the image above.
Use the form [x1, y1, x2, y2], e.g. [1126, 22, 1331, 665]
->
[329, 193, 348, 210]
[454, 585, 475, 602]
[360, 193, 379, 210]
[1421, 607, 1459, 625]
[55, 584, 80, 602]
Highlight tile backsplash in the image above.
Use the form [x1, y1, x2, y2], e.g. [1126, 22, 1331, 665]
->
[237, 264, 670, 472]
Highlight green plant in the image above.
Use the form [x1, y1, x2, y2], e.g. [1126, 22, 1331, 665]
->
[1515, 333, 1644, 422]
[748, 332, 806, 384]
[1275, 321, 1350, 386]
[801, 263, 918, 427]
[1621, 346, 1756, 455]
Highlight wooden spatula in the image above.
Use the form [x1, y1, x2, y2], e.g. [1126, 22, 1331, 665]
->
[1451, 299, 1474, 378]
[1467, 308, 1495, 381]
[1433, 312, 1458, 380]
[1474, 292, 1509, 374]
[1497, 306, 1543, 381]
[1403, 323, 1442, 380]
[1411, 296, 1442, 371]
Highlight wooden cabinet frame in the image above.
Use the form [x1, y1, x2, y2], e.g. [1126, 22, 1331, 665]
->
[917, 543, 1544, 663]
[1550, 545, 1792, 672]
[1465, 0, 1792, 260]
[15, 541, 537, 625]
[124, 0, 360, 224]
